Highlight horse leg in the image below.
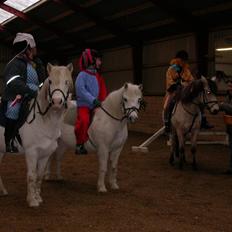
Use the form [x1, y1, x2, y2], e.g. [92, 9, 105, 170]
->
[44, 154, 53, 180]
[55, 141, 66, 180]
[169, 131, 176, 165]
[190, 131, 198, 170]
[176, 130, 185, 170]
[36, 156, 51, 204]
[108, 148, 122, 190]
[0, 152, 8, 196]
[25, 152, 39, 207]
[97, 146, 109, 193]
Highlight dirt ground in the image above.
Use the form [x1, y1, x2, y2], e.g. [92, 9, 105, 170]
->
[1, 132, 232, 232]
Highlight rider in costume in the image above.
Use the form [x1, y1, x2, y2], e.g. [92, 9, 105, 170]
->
[75, 48, 107, 155]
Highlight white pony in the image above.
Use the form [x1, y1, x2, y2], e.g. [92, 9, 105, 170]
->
[46, 83, 143, 192]
[0, 63, 73, 207]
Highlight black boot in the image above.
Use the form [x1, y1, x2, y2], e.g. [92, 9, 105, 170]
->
[201, 116, 214, 129]
[164, 98, 176, 134]
[75, 144, 88, 155]
[10, 140, 19, 153]
[4, 118, 18, 153]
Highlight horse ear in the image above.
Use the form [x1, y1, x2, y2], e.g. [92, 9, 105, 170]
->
[67, 63, 73, 73]
[47, 63, 53, 74]
[124, 83, 128, 89]
[139, 84, 143, 91]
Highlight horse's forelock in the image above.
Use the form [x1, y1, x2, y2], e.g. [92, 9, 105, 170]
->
[49, 66, 72, 85]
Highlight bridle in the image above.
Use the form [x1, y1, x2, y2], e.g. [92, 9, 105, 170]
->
[27, 78, 70, 123]
[99, 97, 144, 122]
[180, 87, 218, 135]
[47, 79, 69, 109]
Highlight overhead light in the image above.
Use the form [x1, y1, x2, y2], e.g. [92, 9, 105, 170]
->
[216, 47, 232, 51]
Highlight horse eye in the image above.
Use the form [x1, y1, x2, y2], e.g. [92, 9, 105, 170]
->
[48, 79, 52, 84]
[65, 80, 69, 85]
[123, 97, 127, 102]
[138, 98, 142, 103]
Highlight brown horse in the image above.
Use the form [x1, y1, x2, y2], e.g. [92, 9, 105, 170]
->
[169, 76, 219, 170]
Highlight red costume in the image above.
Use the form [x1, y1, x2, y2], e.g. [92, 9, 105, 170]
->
[74, 49, 107, 145]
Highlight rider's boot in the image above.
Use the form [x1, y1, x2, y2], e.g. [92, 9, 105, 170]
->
[75, 144, 88, 155]
[4, 118, 18, 153]
[201, 116, 214, 129]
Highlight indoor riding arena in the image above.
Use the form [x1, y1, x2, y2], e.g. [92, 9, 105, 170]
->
[1, 1, 232, 232]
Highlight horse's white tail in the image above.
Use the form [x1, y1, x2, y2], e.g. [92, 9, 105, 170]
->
[0, 152, 8, 195]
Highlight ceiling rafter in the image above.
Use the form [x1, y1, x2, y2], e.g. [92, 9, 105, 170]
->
[149, 0, 204, 31]
[53, 0, 139, 46]
[0, 2, 87, 49]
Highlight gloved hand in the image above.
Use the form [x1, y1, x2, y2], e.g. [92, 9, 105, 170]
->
[93, 99, 101, 108]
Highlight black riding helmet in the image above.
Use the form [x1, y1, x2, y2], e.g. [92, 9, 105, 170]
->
[175, 50, 189, 61]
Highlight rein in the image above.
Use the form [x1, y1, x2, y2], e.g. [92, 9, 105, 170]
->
[99, 101, 141, 122]
[99, 105, 127, 121]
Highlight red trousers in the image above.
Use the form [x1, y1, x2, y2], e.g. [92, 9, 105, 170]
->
[75, 107, 92, 144]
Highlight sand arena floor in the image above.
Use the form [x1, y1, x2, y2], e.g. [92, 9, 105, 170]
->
[0, 132, 232, 232]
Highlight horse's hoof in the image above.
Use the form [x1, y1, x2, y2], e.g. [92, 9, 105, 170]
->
[36, 195, 43, 203]
[98, 186, 107, 193]
[110, 183, 119, 190]
[28, 199, 40, 207]
[0, 189, 8, 196]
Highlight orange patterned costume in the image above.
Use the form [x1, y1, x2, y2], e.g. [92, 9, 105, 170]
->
[164, 58, 194, 109]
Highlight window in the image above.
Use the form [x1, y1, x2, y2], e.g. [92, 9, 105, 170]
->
[0, 0, 46, 24]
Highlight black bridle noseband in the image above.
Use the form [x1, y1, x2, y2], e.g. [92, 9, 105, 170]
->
[99, 98, 144, 122]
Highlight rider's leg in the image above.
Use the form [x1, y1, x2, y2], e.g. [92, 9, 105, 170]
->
[4, 117, 18, 153]
[163, 93, 176, 133]
[200, 109, 214, 129]
[74, 107, 90, 155]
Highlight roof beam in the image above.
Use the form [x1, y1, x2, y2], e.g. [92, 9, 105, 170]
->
[149, 0, 204, 31]
[0, 2, 86, 48]
[53, 0, 138, 46]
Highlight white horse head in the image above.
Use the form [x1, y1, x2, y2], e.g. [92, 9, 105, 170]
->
[41, 63, 73, 110]
[121, 83, 143, 123]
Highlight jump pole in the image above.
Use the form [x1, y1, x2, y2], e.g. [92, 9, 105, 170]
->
[131, 128, 227, 153]
[131, 126, 165, 153]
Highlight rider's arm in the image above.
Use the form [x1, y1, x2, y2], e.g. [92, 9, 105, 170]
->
[4, 59, 37, 98]
[75, 72, 96, 105]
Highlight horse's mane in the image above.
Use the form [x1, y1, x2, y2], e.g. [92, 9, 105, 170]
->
[177, 79, 204, 104]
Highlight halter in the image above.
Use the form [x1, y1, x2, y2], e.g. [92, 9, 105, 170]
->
[27, 79, 70, 124]
[99, 98, 143, 122]
[201, 89, 218, 111]
[180, 87, 218, 135]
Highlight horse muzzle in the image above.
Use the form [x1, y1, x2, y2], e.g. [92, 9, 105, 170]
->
[51, 96, 65, 109]
[209, 104, 219, 115]
[127, 112, 138, 123]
